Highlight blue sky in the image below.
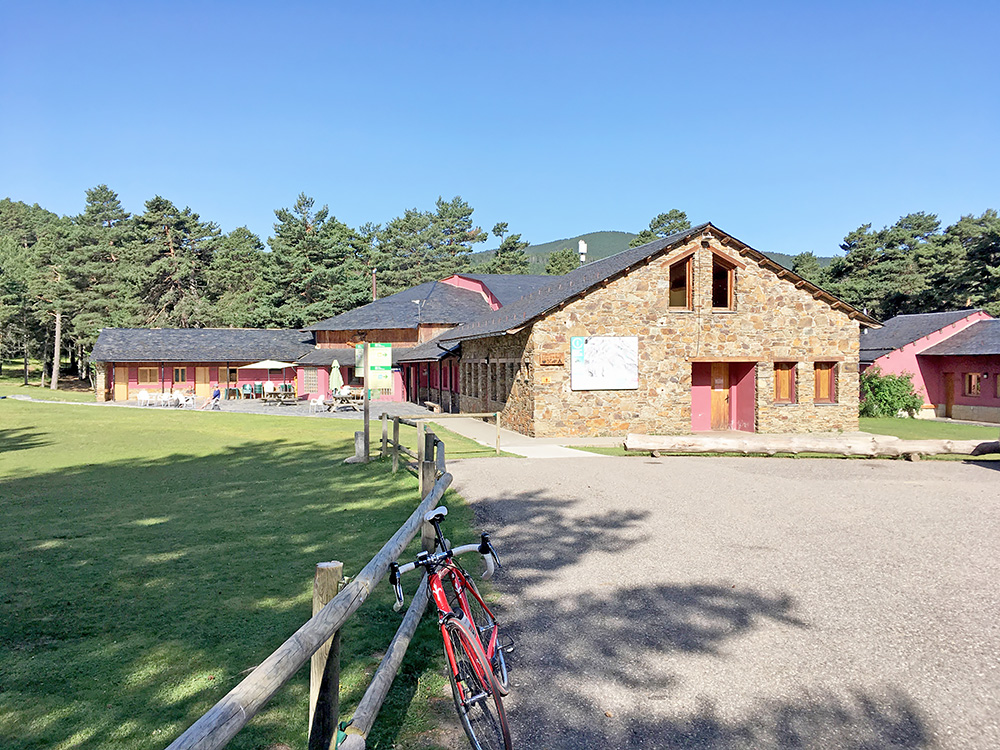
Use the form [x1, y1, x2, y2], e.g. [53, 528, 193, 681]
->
[2, 1, 997, 257]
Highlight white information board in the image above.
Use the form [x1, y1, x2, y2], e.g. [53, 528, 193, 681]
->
[570, 336, 638, 390]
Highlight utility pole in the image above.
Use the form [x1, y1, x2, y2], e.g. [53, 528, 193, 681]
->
[363, 341, 370, 462]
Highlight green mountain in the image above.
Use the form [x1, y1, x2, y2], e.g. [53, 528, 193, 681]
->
[471, 231, 638, 273]
[471, 230, 834, 274]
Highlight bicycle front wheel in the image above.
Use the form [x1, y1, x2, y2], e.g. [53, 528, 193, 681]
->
[444, 618, 511, 750]
[463, 575, 509, 694]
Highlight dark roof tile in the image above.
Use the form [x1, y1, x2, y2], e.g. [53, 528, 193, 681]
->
[91, 328, 314, 363]
[860, 310, 986, 360]
[918, 320, 1000, 356]
[305, 281, 492, 331]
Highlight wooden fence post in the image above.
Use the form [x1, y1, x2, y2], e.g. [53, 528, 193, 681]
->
[417, 422, 426, 496]
[420, 431, 436, 501]
[309, 561, 343, 750]
[495, 411, 500, 455]
[392, 417, 400, 473]
[380, 413, 388, 459]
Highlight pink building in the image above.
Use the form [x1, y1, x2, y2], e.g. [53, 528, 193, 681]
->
[860, 310, 1000, 422]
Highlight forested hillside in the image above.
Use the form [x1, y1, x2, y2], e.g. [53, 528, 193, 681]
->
[472, 231, 638, 273]
[2, 189, 997, 389]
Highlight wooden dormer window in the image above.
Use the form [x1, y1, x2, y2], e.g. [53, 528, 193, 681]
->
[712, 255, 736, 309]
[669, 256, 692, 309]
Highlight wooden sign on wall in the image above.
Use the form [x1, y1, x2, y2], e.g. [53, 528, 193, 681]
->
[539, 353, 564, 367]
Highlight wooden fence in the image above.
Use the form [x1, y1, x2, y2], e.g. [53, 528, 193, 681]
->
[381, 412, 502, 476]
[165, 434, 450, 750]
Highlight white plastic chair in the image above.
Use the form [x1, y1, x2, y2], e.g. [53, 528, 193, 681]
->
[137, 390, 150, 407]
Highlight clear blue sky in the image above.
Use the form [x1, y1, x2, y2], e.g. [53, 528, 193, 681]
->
[2, 1, 998, 257]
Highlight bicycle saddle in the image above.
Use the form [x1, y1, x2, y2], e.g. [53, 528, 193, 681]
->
[423, 506, 448, 523]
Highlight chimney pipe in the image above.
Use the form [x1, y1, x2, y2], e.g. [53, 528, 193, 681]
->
[578, 239, 587, 264]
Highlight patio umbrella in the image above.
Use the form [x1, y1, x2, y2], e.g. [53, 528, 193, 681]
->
[237, 359, 296, 370]
[238, 359, 296, 386]
[330, 363, 344, 392]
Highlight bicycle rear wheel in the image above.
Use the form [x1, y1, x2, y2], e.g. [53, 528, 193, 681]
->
[444, 618, 511, 750]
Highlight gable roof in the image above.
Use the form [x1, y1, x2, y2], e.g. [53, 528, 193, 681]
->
[395, 334, 461, 363]
[918, 319, 1000, 356]
[860, 310, 986, 361]
[439, 223, 878, 344]
[456, 274, 555, 305]
[91, 328, 315, 363]
[304, 280, 492, 331]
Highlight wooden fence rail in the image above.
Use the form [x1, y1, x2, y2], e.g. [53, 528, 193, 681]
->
[381, 412, 501, 466]
[165, 438, 451, 750]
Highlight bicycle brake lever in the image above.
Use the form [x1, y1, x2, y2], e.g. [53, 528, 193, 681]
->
[389, 562, 404, 612]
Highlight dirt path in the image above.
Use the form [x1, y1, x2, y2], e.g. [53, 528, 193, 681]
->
[448, 456, 1000, 749]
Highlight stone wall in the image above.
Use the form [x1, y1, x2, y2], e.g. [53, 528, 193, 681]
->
[459, 330, 534, 434]
[464, 229, 861, 437]
[94, 362, 108, 402]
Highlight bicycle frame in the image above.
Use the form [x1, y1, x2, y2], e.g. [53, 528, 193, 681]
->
[428, 560, 501, 682]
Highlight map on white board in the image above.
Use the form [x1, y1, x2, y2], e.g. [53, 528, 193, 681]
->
[570, 336, 638, 390]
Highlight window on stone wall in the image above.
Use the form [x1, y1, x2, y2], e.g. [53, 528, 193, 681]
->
[814, 362, 837, 403]
[774, 362, 796, 404]
[669, 257, 692, 309]
[712, 255, 736, 309]
[138, 367, 158, 383]
[964, 373, 981, 397]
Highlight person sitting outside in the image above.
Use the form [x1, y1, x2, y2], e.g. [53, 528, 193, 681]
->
[201, 384, 222, 410]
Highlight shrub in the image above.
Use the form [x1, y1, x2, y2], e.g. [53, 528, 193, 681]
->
[859, 366, 925, 418]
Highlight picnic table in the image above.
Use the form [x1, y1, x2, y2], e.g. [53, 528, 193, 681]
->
[324, 394, 363, 411]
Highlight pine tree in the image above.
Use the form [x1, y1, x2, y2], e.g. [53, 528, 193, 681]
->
[130, 196, 220, 327]
[66, 186, 138, 366]
[956, 209, 1000, 315]
[267, 194, 368, 327]
[545, 247, 580, 275]
[790, 252, 826, 286]
[629, 209, 691, 247]
[481, 223, 530, 274]
[205, 226, 274, 327]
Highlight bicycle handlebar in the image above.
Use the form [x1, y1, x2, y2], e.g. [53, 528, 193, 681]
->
[390, 534, 500, 612]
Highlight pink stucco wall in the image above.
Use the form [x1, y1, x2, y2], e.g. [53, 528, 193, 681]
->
[868, 311, 992, 405]
[923, 354, 1000, 409]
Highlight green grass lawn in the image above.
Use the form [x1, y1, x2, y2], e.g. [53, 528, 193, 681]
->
[0, 399, 483, 750]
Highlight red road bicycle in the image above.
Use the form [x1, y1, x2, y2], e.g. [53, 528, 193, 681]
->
[390, 506, 513, 750]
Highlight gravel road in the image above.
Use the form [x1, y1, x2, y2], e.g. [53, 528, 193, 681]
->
[448, 456, 1000, 749]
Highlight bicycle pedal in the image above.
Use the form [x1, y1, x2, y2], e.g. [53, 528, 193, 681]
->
[500, 634, 515, 653]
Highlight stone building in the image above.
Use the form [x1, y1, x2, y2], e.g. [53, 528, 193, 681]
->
[438, 223, 878, 438]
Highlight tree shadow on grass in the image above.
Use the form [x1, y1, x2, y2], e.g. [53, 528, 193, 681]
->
[0, 439, 436, 750]
[0, 426, 50, 453]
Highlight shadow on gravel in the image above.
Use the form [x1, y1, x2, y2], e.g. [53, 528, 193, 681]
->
[964, 459, 1000, 473]
[504, 582, 928, 748]
[466, 489, 651, 589]
[527, 687, 930, 749]
[462, 486, 931, 749]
